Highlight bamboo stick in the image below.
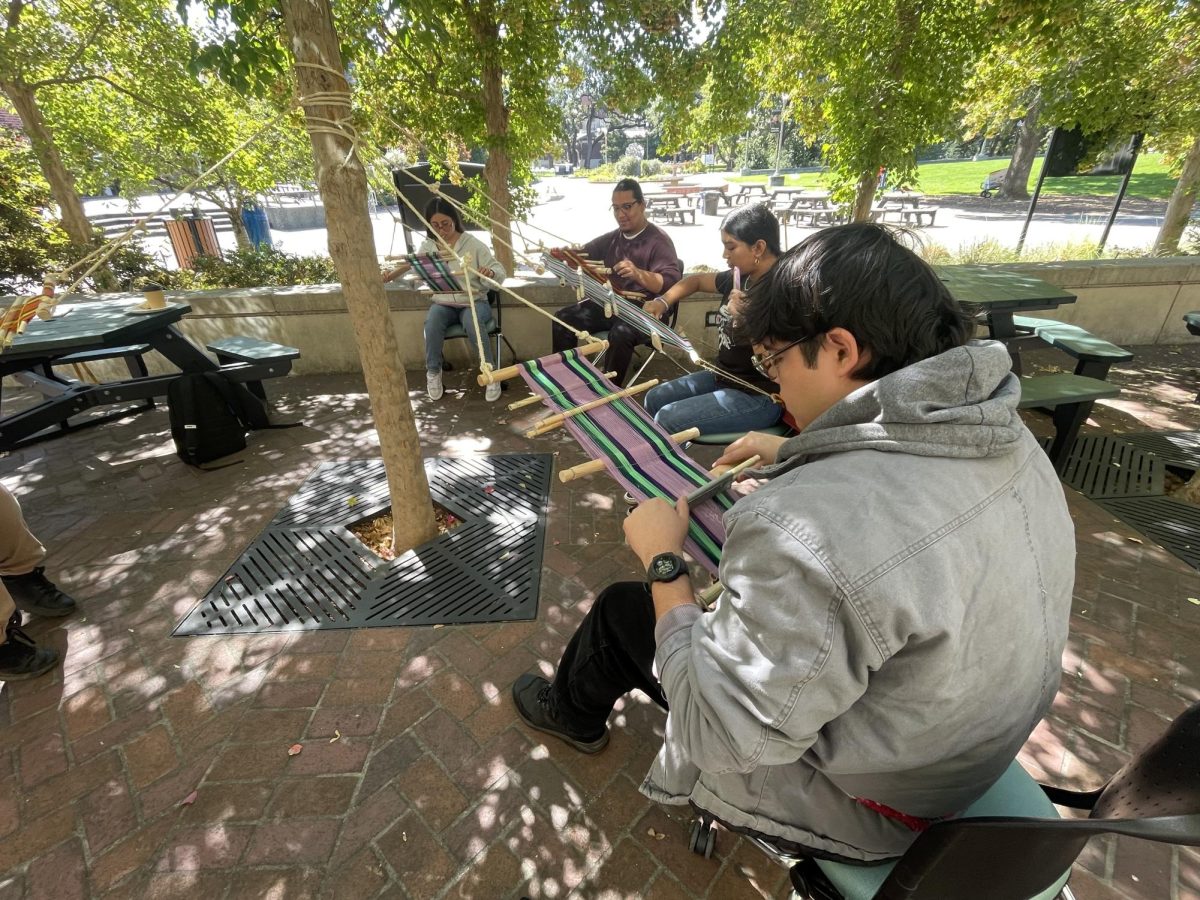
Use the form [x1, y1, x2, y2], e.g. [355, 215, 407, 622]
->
[477, 340, 607, 386]
[557, 428, 701, 482]
[696, 581, 724, 608]
[525, 379, 659, 438]
[508, 372, 617, 410]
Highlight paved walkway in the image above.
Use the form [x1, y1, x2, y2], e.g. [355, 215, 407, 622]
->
[2, 344, 1200, 899]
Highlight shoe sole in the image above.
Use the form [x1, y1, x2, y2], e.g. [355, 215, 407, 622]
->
[511, 684, 610, 754]
[15, 604, 75, 618]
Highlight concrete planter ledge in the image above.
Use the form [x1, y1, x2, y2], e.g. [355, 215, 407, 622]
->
[4, 257, 1198, 379]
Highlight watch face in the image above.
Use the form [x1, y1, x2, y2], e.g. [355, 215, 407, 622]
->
[653, 556, 676, 578]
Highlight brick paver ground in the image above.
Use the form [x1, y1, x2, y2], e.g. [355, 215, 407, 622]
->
[2, 342, 1200, 900]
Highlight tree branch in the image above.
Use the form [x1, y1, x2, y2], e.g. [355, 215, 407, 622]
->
[27, 72, 198, 125]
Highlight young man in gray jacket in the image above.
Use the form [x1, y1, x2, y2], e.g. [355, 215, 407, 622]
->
[513, 223, 1075, 863]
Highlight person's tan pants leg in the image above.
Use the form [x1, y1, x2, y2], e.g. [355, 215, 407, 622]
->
[0, 484, 47, 633]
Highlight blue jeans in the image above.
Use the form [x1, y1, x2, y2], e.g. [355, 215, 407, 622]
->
[425, 301, 495, 373]
[644, 370, 782, 436]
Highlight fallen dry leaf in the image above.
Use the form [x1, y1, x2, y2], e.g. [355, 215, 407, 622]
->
[180, 790, 198, 806]
[287, 743, 303, 756]
[1189, 597, 1200, 605]
[329, 730, 341, 744]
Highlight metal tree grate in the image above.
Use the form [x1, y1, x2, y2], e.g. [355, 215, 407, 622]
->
[174, 454, 553, 636]
[1095, 496, 1200, 571]
[1044, 434, 1164, 500]
[1118, 431, 1200, 472]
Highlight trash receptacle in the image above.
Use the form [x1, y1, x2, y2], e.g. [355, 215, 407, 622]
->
[702, 191, 720, 216]
[241, 204, 272, 248]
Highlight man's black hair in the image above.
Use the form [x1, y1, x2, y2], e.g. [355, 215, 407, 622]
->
[738, 223, 974, 381]
[612, 178, 644, 203]
[720, 202, 781, 256]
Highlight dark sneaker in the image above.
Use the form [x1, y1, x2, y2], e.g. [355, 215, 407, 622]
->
[2, 567, 78, 617]
[0, 623, 59, 681]
[512, 673, 609, 754]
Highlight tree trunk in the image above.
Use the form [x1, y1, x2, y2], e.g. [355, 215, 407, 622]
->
[1153, 135, 1200, 256]
[475, 21, 515, 274]
[999, 100, 1042, 201]
[2, 78, 116, 290]
[281, 0, 438, 552]
[851, 171, 876, 223]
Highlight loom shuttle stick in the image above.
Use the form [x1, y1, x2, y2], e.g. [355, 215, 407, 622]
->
[508, 372, 618, 410]
[680, 455, 762, 508]
[478, 340, 608, 385]
[557, 428, 701, 482]
[524, 379, 659, 438]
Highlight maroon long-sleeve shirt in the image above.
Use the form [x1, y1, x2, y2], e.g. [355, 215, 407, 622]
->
[582, 224, 681, 302]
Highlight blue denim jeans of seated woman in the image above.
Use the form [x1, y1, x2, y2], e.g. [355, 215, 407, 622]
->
[644, 370, 782, 436]
[425, 300, 495, 373]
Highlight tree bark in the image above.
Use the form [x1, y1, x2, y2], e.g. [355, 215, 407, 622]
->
[1153, 135, 1200, 256]
[281, 0, 438, 552]
[851, 171, 876, 223]
[999, 100, 1042, 201]
[2, 79, 93, 246]
[2, 78, 116, 289]
[474, 15, 515, 274]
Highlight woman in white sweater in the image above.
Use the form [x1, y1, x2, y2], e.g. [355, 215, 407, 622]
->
[385, 198, 506, 402]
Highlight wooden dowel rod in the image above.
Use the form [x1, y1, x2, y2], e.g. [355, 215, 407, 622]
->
[478, 340, 607, 386]
[508, 373, 617, 410]
[557, 428, 700, 482]
[696, 581, 724, 608]
[525, 379, 658, 438]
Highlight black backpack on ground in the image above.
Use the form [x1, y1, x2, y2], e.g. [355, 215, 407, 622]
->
[167, 372, 291, 468]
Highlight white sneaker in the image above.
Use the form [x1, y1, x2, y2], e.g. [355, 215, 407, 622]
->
[426, 371, 443, 400]
[485, 382, 501, 402]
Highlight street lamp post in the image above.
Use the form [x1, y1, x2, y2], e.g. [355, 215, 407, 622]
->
[769, 94, 789, 188]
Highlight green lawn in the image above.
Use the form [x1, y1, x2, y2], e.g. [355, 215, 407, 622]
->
[730, 153, 1176, 200]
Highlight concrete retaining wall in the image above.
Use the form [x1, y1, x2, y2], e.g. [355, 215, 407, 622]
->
[8, 257, 1200, 381]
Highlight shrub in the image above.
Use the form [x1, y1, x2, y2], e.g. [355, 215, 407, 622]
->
[187, 244, 339, 288]
[640, 159, 664, 177]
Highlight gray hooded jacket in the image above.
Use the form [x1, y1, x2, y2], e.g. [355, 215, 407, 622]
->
[641, 341, 1075, 861]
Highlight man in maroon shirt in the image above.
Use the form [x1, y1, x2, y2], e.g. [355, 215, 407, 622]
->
[550, 178, 682, 384]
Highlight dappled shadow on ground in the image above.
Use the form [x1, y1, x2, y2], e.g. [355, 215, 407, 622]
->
[1, 348, 1198, 899]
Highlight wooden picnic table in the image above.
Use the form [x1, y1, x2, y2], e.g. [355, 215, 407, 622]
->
[881, 191, 925, 208]
[644, 192, 696, 225]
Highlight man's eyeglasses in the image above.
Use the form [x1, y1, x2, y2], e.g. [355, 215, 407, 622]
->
[750, 338, 805, 379]
[610, 201, 642, 214]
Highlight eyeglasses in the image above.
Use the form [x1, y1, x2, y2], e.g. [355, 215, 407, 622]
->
[430, 218, 456, 231]
[610, 201, 642, 214]
[750, 339, 805, 379]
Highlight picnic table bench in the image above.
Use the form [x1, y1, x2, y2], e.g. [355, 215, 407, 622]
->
[1019, 373, 1121, 470]
[1012, 316, 1134, 380]
[900, 207, 939, 226]
[207, 336, 301, 400]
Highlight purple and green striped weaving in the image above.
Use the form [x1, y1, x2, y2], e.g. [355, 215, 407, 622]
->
[520, 349, 730, 574]
[407, 253, 463, 293]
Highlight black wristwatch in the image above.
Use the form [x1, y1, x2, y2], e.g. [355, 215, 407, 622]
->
[646, 552, 689, 584]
